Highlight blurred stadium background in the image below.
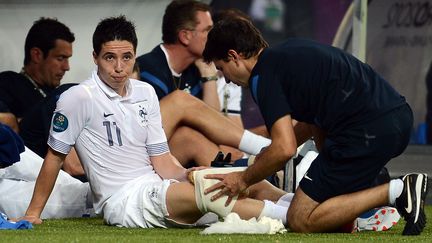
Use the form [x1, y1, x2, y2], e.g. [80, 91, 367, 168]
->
[1, 0, 430, 201]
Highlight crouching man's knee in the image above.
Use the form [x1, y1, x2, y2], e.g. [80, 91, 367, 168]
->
[189, 167, 246, 217]
[286, 189, 320, 233]
[287, 209, 315, 233]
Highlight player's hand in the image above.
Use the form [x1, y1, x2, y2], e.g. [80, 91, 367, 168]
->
[17, 215, 43, 224]
[186, 166, 208, 184]
[204, 171, 248, 206]
[194, 59, 218, 77]
[186, 166, 208, 176]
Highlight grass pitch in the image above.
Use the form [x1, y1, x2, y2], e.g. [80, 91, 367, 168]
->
[1, 206, 431, 243]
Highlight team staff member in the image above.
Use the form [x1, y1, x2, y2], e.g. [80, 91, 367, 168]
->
[0, 17, 83, 177]
[0, 18, 74, 133]
[202, 18, 428, 235]
[21, 15, 289, 227]
[137, 0, 219, 108]
[137, 0, 249, 166]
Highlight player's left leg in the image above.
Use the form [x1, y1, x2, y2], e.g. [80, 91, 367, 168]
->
[165, 181, 268, 224]
[247, 179, 287, 202]
[165, 182, 205, 224]
[165, 177, 288, 225]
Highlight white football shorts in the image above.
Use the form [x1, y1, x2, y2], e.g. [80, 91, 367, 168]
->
[102, 177, 217, 228]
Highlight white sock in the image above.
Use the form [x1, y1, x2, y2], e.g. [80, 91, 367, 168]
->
[259, 200, 288, 225]
[388, 178, 403, 205]
[276, 193, 294, 207]
[239, 130, 271, 155]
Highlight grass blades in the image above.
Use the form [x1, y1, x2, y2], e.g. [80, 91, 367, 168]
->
[1, 206, 431, 243]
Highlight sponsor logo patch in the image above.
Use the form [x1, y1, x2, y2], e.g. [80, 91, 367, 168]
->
[52, 113, 68, 132]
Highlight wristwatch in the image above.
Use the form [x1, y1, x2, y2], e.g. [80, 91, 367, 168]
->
[200, 75, 218, 83]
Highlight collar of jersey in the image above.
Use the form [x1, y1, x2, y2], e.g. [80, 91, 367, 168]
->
[92, 70, 133, 100]
[160, 44, 181, 77]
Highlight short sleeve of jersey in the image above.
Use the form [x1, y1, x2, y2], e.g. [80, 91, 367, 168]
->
[145, 87, 169, 156]
[252, 52, 292, 131]
[48, 85, 92, 154]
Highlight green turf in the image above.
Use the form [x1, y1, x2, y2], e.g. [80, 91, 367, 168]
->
[1, 206, 431, 243]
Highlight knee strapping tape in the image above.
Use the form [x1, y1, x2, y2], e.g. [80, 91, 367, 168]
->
[192, 167, 246, 217]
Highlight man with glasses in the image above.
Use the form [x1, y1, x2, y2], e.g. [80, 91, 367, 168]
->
[136, 0, 258, 167]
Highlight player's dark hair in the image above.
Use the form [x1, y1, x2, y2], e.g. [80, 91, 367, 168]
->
[24, 17, 75, 65]
[93, 15, 137, 55]
[162, 0, 210, 44]
[203, 17, 268, 62]
[211, 8, 251, 24]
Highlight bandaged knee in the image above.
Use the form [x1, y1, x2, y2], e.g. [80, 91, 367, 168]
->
[189, 167, 246, 217]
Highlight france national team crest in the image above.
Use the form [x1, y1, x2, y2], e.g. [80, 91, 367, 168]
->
[135, 102, 149, 126]
[52, 112, 68, 132]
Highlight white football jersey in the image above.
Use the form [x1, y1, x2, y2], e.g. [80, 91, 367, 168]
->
[48, 70, 168, 214]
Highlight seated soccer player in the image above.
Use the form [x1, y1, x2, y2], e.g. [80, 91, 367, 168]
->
[21, 15, 289, 228]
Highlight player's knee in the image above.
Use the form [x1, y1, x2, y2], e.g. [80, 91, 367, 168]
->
[189, 167, 246, 217]
[287, 202, 317, 232]
[170, 90, 200, 109]
[175, 126, 199, 140]
[165, 90, 189, 108]
[287, 213, 314, 233]
[170, 90, 187, 99]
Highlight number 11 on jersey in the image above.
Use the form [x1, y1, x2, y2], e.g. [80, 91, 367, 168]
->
[102, 121, 123, 146]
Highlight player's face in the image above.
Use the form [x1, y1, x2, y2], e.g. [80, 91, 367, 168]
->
[94, 40, 135, 95]
[188, 11, 213, 58]
[39, 39, 72, 88]
[214, 59, 249, 87]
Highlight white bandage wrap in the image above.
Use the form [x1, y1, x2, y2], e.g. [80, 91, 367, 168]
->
[192, 167, 246, 217]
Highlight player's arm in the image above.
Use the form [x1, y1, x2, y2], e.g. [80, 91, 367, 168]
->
[205, 115, 297, 201]
[243, 114, 297, 185]
[0, 97, 19, 132]
[62, 147, 85, 176]
[0, 112, 19, 133]
[151, 152, 188, 182]
[195, 59, 220, 110]
[23, 147, 66, 224]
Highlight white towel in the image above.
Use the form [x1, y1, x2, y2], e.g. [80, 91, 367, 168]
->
[201, 212, 287, 235]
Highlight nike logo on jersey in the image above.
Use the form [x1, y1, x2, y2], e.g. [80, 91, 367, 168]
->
[104, 113, 114, 118]
[341, 89, 353, 102]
